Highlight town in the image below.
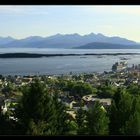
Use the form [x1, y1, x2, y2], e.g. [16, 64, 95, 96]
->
[0, 61, 140, 135]
[0, 61, 140, 119]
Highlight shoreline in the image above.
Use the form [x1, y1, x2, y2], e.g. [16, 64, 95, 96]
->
[0, 52, 140, 58]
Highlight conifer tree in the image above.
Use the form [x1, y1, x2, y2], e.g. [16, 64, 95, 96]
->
[15, 80, 69, 135]
[86, 101, 109, 135]
[109, 88, 133, 135]
[124, 96, 140, 135]
[75, 106, 87, 135]
[0, 111, 16, 135]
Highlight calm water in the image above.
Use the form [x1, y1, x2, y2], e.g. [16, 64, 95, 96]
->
[0, 48, 140, 75]
[1, 48, 140, 54]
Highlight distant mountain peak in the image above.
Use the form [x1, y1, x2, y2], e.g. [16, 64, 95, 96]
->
[24, 36, 44, 39]
[62, 33, 80, 36]
[0, 36, 14, 39]
[86, 32, 96, 36]
[72, 33, 81, 36]
[7, 36, 14, 39]
[0, 36, 16, 45]
[55, 33, 62, 36]
[0, 32, 138, 48]
[48, 33, 63, 38]
[96, 33, 106, 37]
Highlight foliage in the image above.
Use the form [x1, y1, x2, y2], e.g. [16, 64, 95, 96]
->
[86, 101, 109, 135]
[70, 82, 96, 97]
[15, 80, 69, 135]
[0, 111, 17, 135]
[1, 74, 140, 135]
[97, 85, 117, 98]
[75, 106, 87, 135]
[124, 96, 140, 135]
[126, 83, 140, 95]
[109, 88, 133, 135]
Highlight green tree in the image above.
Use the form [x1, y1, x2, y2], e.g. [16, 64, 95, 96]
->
[124, 112, 140, 135]
[70, 82, 95, 97]
[97, 85, 116, 98]
[27, 119, 48, 135]
[0, 111, 17, 135]
[109, 88, 133, 135]
[124, 96, 140, 135]
[75, 106, 87, 135]
[86, 101, 109, 135]
[127, 83, 140, 96]
[49, 94, 70, 135]
[15, 80, 69, 135]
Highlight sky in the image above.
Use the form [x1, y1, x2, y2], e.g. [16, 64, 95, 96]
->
[0, 5, 140, 42]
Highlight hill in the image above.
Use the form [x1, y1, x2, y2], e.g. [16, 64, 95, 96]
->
[75, 42, 140, 49]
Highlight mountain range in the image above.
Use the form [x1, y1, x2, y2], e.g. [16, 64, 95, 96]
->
[0, 33, 140, 49]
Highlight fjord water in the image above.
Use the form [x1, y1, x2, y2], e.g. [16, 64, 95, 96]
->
[0, 48, 140, 75]
[1, 48, 140, 54]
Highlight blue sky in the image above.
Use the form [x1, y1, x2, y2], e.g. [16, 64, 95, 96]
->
[0, 5, 140, 42]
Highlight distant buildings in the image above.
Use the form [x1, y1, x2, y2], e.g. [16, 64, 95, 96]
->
[112, 61, 127, 72]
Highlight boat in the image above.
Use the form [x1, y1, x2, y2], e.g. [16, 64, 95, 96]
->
[97, 55, 103, 58]
[80, 56, 87, 58]
[120, 57, 129, 60]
